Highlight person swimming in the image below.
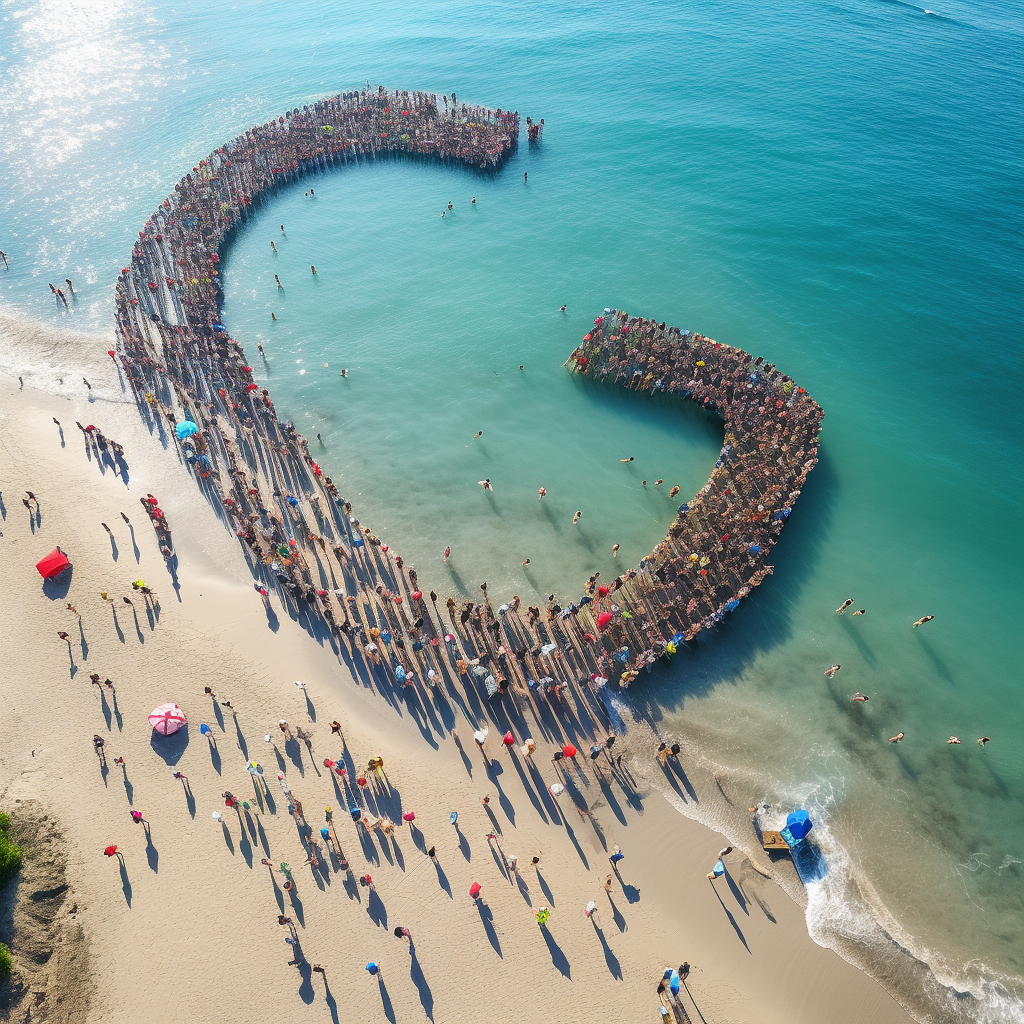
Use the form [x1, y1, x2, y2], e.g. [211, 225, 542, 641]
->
[913, 615, 934, 627]
[824, 664, 841, 678]
[852, 692, 869, 702]
[836, 599, 854, 614]
[889, 732, 905, 743]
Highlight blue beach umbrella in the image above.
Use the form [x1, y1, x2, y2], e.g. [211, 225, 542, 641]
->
[175, 420, 199, 440]
[782, 809, 813, 846]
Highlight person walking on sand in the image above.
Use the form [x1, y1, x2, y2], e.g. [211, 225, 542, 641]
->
[609, 845, 625, 867]
[707, 858, 726, 881]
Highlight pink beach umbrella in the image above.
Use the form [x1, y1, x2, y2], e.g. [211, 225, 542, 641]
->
[149, 703, 187, 735]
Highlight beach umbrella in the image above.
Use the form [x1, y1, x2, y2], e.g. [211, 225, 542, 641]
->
[175, 420, 199, 440]
[549, 783, 565, 797]
[469, 881, 481, 899]
[597, 611, 613, 630]
[562, 743, 577, 759]
[503, 731, 515, 747]
[666, 967, 681, 996]
[782, 809, 813, 845]
[35, 548, 70, 579]
[402, 811, 416, 823]
[473, 728, 488, 745]
[349, 807, 361, 821]
[104, 845, 118, 857]
[149, 703, 187, 735]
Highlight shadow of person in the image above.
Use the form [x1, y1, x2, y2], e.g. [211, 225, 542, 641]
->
[712, 883, 750, 953]
[592, 919, 622, 979]
[119, 859, 132, 906]
[539, 924, 571, 978]
[378, 976, 397, 1024]
[477, 900, 502, 957]
[409, 946, 434, 1021]
[606, 890, 627, 932]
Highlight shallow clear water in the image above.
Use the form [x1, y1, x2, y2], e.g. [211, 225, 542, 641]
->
[2, 0, 1022, 1020]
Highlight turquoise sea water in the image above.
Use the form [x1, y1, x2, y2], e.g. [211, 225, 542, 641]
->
[1, 1, 1022, 1020]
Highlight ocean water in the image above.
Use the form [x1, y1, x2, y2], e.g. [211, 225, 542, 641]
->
[1, 0, 1022, 1021]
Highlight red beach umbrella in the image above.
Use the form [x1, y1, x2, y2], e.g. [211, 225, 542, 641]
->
[36, 548, 70, 579]
[597, 611, 613, 630]
[562, 743, 577, 759]
[469, 882, 481, 899]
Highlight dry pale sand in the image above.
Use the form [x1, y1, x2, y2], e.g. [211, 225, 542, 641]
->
[0, 329, 917, 1024]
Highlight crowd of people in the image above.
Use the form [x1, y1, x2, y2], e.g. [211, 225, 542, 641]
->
[565, 310, 823, 663]
[110, 89, 823, 715]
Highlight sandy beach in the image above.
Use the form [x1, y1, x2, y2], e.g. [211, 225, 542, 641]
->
[0, 319, 919, 1024]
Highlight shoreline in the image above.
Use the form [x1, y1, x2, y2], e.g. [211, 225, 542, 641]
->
[0, 319, 921, 1023]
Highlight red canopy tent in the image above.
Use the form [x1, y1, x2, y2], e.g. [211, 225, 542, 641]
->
[36, 548, 70, 579]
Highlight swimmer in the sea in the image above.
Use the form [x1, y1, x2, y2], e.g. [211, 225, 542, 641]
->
[978, 737, 990, 746]
[538, 487, 546, 498]
[853, 608, 867, 616]
[913, 615, 934, 627]
[824, 664, 841, 678]
[836, 599, 854, 615]
[612, 543, 620, 557]
[948, 736, 961, 745]
[852, 692, 869, 702]
[572, 510, 581, 524]
[478, 479, 493, 491]
[473, 431, 482, 439]
[620, 456, 634, 462]
[889, 732, 905, 743]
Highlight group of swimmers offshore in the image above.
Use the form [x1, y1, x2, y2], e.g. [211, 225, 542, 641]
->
[832, 602, 991, 748]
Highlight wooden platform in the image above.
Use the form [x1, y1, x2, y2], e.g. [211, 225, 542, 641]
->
[761, 830, 790, 852]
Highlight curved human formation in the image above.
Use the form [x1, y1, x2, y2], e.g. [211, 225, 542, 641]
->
[565, 313, 822, 677]
[112, 86, 821, 705]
